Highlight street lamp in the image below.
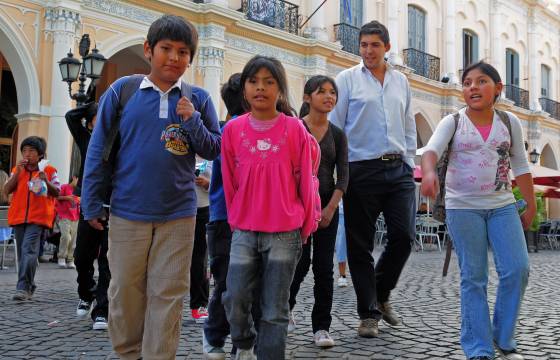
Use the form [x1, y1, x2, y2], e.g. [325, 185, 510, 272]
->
[58, 34, 107, 105]
[529, 148, 540, 164]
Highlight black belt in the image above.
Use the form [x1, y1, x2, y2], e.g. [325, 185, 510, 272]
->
[375, 154, 402, 161]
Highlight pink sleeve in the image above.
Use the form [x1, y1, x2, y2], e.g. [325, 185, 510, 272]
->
[220, 124, 236, 218]
[297, 127, 318, 240]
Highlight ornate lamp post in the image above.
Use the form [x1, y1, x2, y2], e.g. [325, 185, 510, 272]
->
[58, 34, 107, 105]
[529, 148, 540, 164]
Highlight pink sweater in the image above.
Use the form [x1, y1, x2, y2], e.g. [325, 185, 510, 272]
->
[221, 113, 318, 240]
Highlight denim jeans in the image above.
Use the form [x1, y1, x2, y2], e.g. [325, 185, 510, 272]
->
[14, 224, 44, 293]
[335, 210, 347, 263]
[446, 204, 530, 358]
[223, 230, 302, 360]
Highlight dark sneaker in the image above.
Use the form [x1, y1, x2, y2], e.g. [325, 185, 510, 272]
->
[12, 290, 31, 301]
[92, 316, 108, 330]
[496, 348, 524, 360]
[378, 301, 400, 326]
[357, 318, 378, 338]
[76, 300, 93, 318]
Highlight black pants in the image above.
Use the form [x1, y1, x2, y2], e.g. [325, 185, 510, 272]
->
[204, 220, 262, 349]
[289, 209, 338, 333]
[344, 159, 415, 320]
[190, 206, 210, 309]
[74, 215, 110, 319]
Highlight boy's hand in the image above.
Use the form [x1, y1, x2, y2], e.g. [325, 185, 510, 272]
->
[176, 96, 195, 122]
[38, 171, 47, 181]
[16, 159, 28, 174]
[195, 176, 210, 190]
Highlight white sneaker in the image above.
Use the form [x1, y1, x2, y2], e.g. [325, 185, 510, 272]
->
[288, 311, 296, 333]
[496, 347, 524, 360]
[337, 276, 348, 287]
[66, 261, 76, 269]
[58, 259, 67, 268]
[92, 316, 108, 330]
[76, 299, 93, 318]
[202, 330, 226, 360]
[235, 348, 256, 360]
[314, 330, 335, 348]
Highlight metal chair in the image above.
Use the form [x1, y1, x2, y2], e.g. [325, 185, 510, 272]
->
[540, 220, 560, 250]
[0, 206, 17, 272]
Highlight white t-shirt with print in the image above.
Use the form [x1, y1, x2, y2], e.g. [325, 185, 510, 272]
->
[424, 108, 530, 210]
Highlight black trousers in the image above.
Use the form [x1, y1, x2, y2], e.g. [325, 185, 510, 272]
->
[74, 215, 110, 319]
[190, 206, 210, 309]
[344, 159, 415, 320]
[289, 209, 338, 333]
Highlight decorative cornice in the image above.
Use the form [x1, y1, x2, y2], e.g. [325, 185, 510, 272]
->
[197, 46, 224, 68]
[44, 7, 80, 42]
[82, 0, 159, 24]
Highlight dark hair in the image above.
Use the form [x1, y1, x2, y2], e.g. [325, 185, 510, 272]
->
[147, 15, 198, 64]
[461, 60, 502, 103]
[359, 21, 390, 44]
[299, 75, 338, 118]
[85, 102, 98, 123]
[240, 55, 295, 116]
[20, 136, 46, 159]
[221, 73, 244, 117]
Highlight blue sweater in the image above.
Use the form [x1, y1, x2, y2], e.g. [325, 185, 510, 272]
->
[208, 122, 227, 222]
[82, 76, 221, 221]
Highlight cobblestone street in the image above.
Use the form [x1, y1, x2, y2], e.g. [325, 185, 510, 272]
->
[1, 249, 559, 359]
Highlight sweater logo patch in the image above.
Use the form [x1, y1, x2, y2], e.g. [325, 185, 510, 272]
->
[161, 124, 189, 155]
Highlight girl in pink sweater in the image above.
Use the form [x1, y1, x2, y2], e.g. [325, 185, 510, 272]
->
[221, 55, 318, 360]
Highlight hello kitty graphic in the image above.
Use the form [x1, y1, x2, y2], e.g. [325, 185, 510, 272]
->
[257, 139, 272, 151]
[494, 141, 510, 191]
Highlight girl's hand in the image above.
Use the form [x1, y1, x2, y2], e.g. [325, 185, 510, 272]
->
[176, 96, 195, 121]
[520, 204, 536, 230]
[421, 170, 439, 199]
[319, 206, 335, 229]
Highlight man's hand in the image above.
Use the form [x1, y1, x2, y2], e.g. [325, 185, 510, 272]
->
[176, 96, 195, 122]
[195, 176, 210, 190]
[421, 170, 439, 199]
[88, 218, 106, 231]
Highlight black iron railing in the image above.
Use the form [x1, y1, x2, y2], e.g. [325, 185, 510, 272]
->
[403, 48, 441, 81]
[540, 97, 560, 120]
[505, 84, 530, 110]
[334, 23, 360, 56]
[240, 0, 299, 35]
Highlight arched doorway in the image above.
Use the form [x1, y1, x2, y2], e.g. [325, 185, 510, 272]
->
[0, 52, 17, 173]
[415, 113, 433, 149]
[540, 143, 558, 170]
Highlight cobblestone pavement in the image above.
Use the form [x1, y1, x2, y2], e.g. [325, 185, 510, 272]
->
[1, 248, 559, 359]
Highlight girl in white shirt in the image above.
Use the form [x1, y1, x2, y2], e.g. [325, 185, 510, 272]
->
[421, 61, 535, 360]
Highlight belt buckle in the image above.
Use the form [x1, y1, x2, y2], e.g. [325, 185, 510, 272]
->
[380, 155, 391, 161]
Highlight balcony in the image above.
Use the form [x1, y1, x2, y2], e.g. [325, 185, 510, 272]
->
[240, 0, 299, 35]
[505, 85, 530, 110]
[334, 23, 360, 56]
[403, 48, 440, 81]
[540, 97, 560, 120]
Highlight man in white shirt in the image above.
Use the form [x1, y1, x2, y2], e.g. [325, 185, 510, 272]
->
[329, 20, 417, 338]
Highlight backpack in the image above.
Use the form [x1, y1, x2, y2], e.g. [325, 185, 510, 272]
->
[432, 109, 513, 222]
[101, 74, 196, 164]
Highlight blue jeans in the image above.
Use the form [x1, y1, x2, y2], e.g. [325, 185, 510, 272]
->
[335, 212, 347, 263]
[446, 204, 530, 358]
[223, 230, 302, 360]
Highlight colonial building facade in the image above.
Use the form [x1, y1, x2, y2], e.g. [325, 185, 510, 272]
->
[1, 0, 559, 196]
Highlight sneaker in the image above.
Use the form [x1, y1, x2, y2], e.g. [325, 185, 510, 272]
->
[76, 300, 93, 318]
[313, 330, 335, 348]
[92, 316, 108, 330]
[378, 301, 400, 326]
[288, 311, 296, 333]
[496, 348, 524, 360]
[12, 290, 31, 301]
[58, 259, 67, 268]
[202, 330, 226, 360]
[66, 260, 76, 269]
[357, 318, 379, 338]
[192, 307, 209, 324]
[337, 276, 348, 287]
[235, 348, 256, 360]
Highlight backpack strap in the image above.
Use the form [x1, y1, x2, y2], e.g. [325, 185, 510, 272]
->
[495, 109, 513, 154]
[448, 112, 460, 150]
[102, 74, 144, 163]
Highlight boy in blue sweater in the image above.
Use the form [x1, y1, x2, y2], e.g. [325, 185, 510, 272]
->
[82, 15, 221, 359]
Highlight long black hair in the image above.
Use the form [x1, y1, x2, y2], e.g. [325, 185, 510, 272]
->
[240, 55, 295, 116]
[299, 75, 338, 118]
[462, 60, 502, 103]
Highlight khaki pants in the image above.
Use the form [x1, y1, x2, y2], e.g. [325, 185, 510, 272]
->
[107, 215, 195, 360]
[58, 218, 78, 261]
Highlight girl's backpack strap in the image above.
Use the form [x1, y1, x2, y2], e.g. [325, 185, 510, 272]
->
[495, 109, 513, 153]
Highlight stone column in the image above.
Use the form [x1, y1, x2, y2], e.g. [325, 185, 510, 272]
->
[444, 1, 458, 84]
[490, 0, 504, 80]
[44, 6, 80, 183]
[528, 8, 542, 111]
[309, 0, 328, 41]
[386, 0, 402, 66]
[197, 46, 224, 112]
